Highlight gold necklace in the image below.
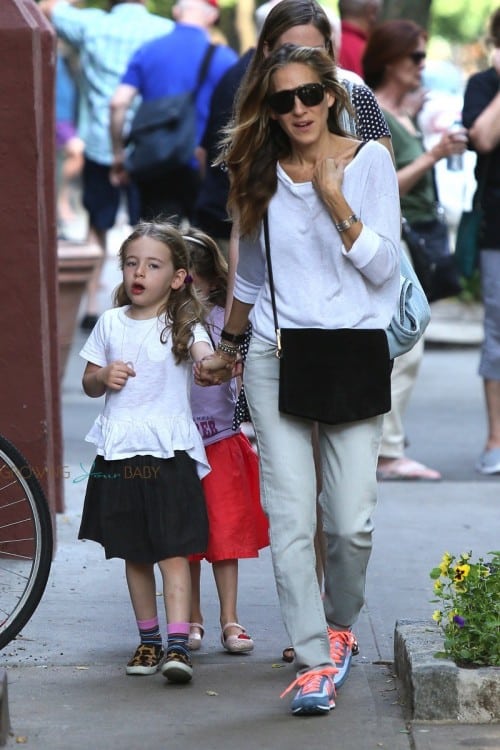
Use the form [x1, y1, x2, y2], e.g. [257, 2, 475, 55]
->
[120, 314, 159, 370]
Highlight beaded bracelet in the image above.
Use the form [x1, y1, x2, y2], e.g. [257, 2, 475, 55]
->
[220, 329, 246, 345]
[217, 341, 239, 358]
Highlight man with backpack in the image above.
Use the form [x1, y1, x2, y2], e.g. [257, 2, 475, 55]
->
[110, 0, 237, 226]
[40, 0, 173, 330]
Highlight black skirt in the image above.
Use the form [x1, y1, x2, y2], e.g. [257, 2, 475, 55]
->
[78, 452, 209, 563]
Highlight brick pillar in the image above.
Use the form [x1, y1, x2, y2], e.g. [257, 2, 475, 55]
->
[0, 0, 62, 528]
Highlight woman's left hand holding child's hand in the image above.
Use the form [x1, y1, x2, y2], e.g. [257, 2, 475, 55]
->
[194, 353, 242, 386]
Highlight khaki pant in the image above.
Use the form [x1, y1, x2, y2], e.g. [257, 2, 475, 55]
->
[244, 336, 382, 672]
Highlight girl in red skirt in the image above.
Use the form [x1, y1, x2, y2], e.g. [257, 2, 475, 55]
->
[185, 229, 269, 653]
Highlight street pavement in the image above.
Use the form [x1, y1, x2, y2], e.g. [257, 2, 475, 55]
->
[1, 224, 499, 749]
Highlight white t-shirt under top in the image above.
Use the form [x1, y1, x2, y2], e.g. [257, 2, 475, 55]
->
[79, 306, 212, 478]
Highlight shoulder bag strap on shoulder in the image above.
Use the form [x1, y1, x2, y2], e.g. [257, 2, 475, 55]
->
[193, 43, 216, 98]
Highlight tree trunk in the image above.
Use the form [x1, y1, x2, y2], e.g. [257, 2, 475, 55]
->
[234, 0, 256, 52]
[382, 0, 433, 30]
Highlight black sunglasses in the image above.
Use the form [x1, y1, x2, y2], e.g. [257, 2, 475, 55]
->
[409, 51, 426, 64]
[267, 83, 326, 115]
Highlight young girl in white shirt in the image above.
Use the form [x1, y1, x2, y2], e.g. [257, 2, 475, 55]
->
[79, 221, 213, 684]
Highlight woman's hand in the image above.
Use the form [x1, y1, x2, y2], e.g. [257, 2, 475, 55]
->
[194, 353, 242, 386]
[312, 156, 347, 200]
[430, 126, 468, 162]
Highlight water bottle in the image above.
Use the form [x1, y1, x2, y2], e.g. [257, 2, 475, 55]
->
[447, 120, 464, 171]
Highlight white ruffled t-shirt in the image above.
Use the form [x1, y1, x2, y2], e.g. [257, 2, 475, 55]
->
[79, 306, 212, 478]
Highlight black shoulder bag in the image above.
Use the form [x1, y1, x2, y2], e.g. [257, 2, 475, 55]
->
[401, 172, 462, 302]
[125, 44, 216, 181]
[263, 213, 392, 426]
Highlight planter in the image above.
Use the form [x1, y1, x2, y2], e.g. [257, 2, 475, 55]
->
[394, 619, 500, 722]
[57, 240, 102, 379]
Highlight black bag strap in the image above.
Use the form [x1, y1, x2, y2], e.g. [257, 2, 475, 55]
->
[193, 43, 216, 99]
[263, 212, 282, 357]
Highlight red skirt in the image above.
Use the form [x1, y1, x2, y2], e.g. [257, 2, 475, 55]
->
[190, 433, 269, 563]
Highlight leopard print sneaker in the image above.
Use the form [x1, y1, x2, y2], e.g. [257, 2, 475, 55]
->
[126, 643, 164, 675]
[160, 645, 193, 683]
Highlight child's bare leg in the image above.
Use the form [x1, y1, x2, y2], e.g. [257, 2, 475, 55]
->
[124, 560, 163, 675]
[157, 556, 193, 682]
[188, 560, 204, 649]
[125, 560, 157, 620]
[213, 559, 238, 629]
[158, 556, 191, 623]
[189, 560, 203, 624]
[214, 559, 254, 652]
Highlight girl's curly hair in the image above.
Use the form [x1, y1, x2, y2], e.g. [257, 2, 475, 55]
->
[113, 221, 207, 364]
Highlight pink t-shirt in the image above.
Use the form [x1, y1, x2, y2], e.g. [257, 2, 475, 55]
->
[190, 306, 240, 446]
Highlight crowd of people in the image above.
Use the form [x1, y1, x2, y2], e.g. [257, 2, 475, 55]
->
[40, 0, 500, 719]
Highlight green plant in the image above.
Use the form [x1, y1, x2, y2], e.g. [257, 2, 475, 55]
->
[430, 550, 500, 667]
[458, 269, 482, 304]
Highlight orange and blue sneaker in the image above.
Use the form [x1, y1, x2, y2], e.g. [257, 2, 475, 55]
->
[328, 628, 358, 688]
[281, 667, 337, 716]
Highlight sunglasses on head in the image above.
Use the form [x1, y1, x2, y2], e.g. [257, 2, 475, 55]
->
[267, 83, 326, 115]
[409, 51, 426, 64]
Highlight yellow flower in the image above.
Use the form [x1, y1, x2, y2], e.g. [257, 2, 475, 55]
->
[439, 552, 453, 575]
[432, 610, 442, 623]
[433, 579, 443, 592]
[454, 563, 471, 582]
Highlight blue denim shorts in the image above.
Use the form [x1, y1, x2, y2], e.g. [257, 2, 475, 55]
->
[82, 157, 140, 231]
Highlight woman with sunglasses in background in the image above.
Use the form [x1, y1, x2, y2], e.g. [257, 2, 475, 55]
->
[226, 0, 394, 649]
[362, 20, 467, 481]
[196, 43, 401, 717]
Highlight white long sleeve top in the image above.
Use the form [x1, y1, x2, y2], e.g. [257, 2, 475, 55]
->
[234, 140, 401, 345]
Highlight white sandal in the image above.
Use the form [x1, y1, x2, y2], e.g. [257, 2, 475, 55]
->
[221, 622, 254, 654]
[188, 623, 204, 651]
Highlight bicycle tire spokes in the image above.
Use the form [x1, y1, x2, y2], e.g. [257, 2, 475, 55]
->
[0, 436, 52, 648]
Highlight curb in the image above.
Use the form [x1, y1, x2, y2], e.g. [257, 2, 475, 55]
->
[425, 299, 483, 346]
[394, 619, 500, 723]
[0, 669, 10, 746]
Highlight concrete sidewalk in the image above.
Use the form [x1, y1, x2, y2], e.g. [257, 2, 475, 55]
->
[1, 232, 499, 749]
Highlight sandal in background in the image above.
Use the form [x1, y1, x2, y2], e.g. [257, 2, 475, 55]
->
[188, 623, 204, 651]
[221, 622, 254, 653]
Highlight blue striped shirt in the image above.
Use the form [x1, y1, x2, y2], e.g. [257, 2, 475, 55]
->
[52, 2, 173, 164]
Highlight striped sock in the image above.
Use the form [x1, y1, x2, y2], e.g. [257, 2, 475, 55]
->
[138, 617, 162, 646]
[167, 622, 190, 652]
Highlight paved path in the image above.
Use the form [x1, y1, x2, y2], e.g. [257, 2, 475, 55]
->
[1, 226, 499, 749]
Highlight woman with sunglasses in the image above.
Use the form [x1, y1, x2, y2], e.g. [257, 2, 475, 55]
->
[362, 20, 467, 481]
[195, 43, 401, 716]
[228, 0, 394, 636]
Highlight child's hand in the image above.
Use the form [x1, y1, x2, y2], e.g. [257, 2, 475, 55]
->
[194, 353, 239, 386]
[100, 361, 136, 391]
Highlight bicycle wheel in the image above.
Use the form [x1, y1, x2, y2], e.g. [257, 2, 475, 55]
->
[0, 434, 53, 649]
